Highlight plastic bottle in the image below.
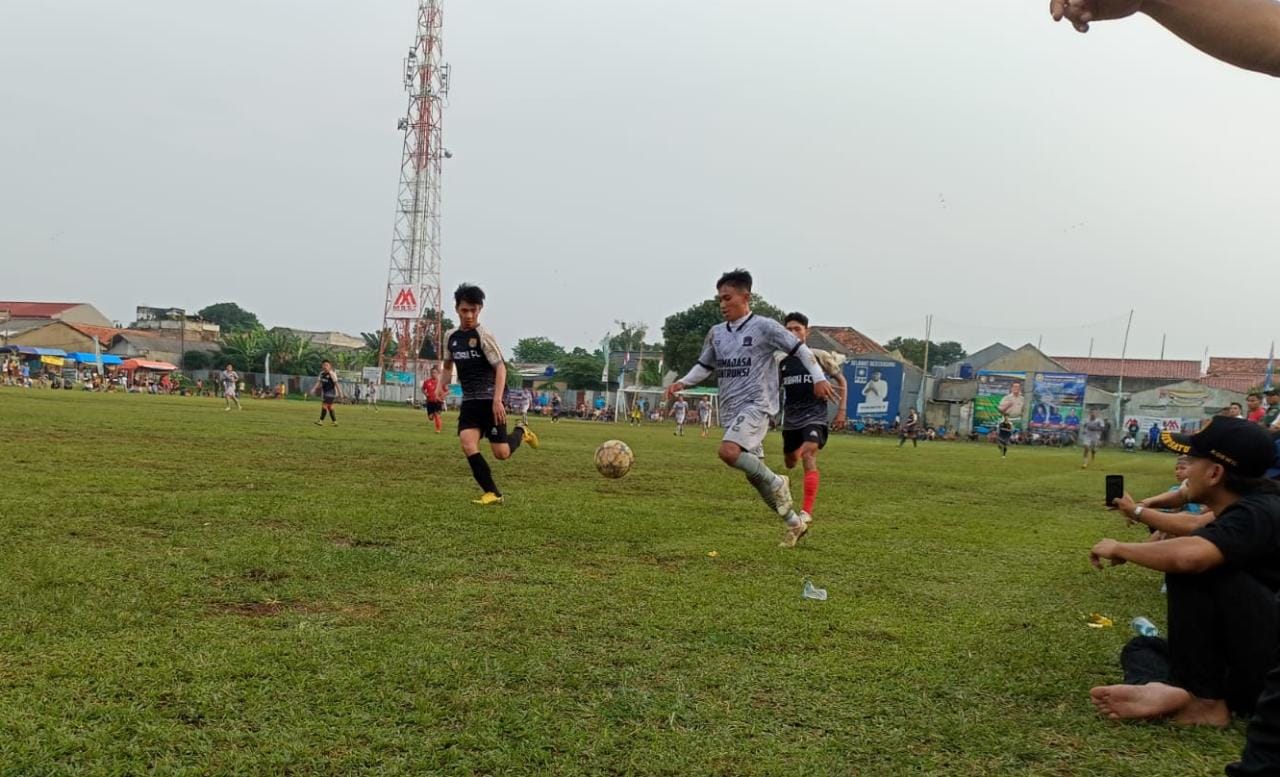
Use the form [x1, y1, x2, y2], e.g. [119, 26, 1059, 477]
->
[1131, 616, 1159, 637]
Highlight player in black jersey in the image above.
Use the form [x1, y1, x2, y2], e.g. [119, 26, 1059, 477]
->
[437, 283, 538, 506]
[311, 360, 342, 425]
[779, 313, 847, 524]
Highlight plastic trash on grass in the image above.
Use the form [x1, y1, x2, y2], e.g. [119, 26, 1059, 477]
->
[1086, 613, 1113, 629]
[802, 580, 828, 601]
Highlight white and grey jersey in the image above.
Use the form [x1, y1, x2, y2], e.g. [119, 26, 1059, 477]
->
[692, 314, 805, 420]
[1082, 418, 1105, 441]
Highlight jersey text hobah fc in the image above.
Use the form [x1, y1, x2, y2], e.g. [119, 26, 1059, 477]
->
[446, 326, 504, 401]
[781, 348, 842, 430]
[695, 313, 802, 420]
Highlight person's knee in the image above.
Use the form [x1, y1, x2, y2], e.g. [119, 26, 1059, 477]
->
[717, 443, 740, 466]
[492, 445, 512, 460]
[801, 448, 818, 470]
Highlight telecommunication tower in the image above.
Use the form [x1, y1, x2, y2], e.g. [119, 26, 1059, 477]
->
[379, 0, 450, 379]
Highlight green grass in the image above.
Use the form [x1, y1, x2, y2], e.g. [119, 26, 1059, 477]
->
[0, 389, 1247, 775]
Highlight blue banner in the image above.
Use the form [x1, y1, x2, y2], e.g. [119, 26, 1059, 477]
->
[1030, 372, 1087, 432]
[845, 359, 903, 421]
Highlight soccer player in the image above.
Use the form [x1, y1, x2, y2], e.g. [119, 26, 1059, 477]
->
[221, 364, 242, 411]
[899, 408, 920, 449]
[422, 367, 443, 433]
[699, 396, 713, 437]
[670, 395, 689, 436]
[779, 312, 847, 523]
[312, 360, 342, 425]
[365, 380, 378, 411]
[1080, 409, 1106, 468]
[665, 269, 835, 548]
[550, 393, 562, 423]
[437, 283, 538, 506]
[997, 416, 1013, 459]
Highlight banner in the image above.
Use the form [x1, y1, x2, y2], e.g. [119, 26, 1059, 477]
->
[383, 370, 414, 385]
[387, 285, 424, 319]
[974, 371, 1027, 430]
[844, 359, 902, 420]
[1123, 416, 1195, 437]
[361, 366, 381, 383]
[1030, 373, 1087, 432]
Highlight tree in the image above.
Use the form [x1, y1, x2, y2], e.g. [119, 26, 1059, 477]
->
[609, 321, 655, 354]
[883, 337, 966, 369]
[198, 302, 261, 334]
[556, 349, 607, 390]
[661, 295, 786, 377]
[513, 336, 566, 364]
[183, 350, 211, 370]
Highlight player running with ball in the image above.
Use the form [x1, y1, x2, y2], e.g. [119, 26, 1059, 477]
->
[666, 269, 835, 548]
[437, 283, 538, 506]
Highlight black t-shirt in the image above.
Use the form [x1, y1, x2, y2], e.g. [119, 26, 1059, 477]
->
[1193, 493, 1280, 591]
[446, 326, 504, 402]
[318, 370, 337, 395]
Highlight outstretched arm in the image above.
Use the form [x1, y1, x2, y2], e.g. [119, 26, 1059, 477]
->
[1051, 0, 1280, 77]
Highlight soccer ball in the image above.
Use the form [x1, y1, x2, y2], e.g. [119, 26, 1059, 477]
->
[594, 439, 634, 479]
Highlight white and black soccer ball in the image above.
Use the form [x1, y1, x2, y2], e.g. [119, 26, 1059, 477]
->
[594, 439, 634, 479]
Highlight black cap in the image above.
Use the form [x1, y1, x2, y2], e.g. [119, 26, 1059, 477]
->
[1267, 388, 1280, 397]
[1161, 417, 1274, 478]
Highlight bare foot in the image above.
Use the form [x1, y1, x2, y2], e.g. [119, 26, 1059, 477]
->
[1173, 697, 1231, 728]
[1090, 683, 1192, 720]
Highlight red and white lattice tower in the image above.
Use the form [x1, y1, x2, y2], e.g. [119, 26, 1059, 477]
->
[379, 0, 450, 380]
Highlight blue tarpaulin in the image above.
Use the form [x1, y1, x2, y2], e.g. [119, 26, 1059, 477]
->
[15, 347, 68, 357]
[65, 352, 122, 365]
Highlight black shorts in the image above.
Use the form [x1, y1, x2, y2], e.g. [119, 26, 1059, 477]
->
[425, 401, 443, 415]
[457, 399, 508, 443]
[322, 393, 336, 406]
[782, 425, 828, 454]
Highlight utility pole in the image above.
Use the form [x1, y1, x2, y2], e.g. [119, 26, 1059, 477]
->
[1115, 310, 1134, 430]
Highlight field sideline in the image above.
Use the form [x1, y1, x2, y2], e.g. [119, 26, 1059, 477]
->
[0, 390, 1246, 775]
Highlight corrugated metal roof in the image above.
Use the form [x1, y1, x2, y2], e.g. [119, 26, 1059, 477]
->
[1053, 356, 1201, 380]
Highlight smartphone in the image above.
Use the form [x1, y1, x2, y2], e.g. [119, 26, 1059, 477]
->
[1105, 475, 1124, 507]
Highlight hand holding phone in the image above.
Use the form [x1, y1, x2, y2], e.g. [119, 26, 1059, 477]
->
[1105, 474, 1124, 507]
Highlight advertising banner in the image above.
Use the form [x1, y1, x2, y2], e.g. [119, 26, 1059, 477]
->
[845, 359, 903, 420]
[387, 285, 424, 320]
[1029, 373, 1087, 432]
[361, 366, 381, 383]
[974, 371, 1027, 430]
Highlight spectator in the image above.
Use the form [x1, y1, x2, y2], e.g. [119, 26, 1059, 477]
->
[1088, 418, 1280, 729]
[1227, 402, 1244, 418]
[1247, 393, 1266, 424]
[1266, 389, 1280, 429]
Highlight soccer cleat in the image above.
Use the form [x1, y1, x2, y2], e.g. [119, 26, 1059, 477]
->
[519, 425, 540, 450]
[770, 475, 794, 518]
[472, 492, 504, 506]
[799, 510, 813, 525]
[314, 420, 323, 426]
[779, 518, 809, 548]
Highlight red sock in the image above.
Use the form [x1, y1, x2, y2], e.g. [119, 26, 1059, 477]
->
[802, 471, 819, 515]
[433, 414, 442, 432]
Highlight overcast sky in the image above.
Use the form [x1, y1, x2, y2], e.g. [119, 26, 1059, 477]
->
[3, 0, 1277, 362]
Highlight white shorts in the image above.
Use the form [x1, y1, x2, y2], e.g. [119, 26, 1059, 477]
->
[223, 387, 236, 397]
[1082, 436, 1100, 450]
[675, 413, 686, 424]
[722, 407, 770, 458]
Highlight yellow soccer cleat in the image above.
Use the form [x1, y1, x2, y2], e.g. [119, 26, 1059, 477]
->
[520, 424, 540, 450]
[472, 492, 505, 506]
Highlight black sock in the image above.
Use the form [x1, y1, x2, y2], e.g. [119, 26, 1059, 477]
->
[329, 408, 336, 422]
[319, 408, 326, 420]
[467, 453, 500, 495]
[508, 427, 524, 453]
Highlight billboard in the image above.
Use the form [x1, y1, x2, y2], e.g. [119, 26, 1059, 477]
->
[845, 358, 903, 420]
[974, 371, 1026, 430]
[1029, 373, 1087, 432]
[387, 285, 424, 319]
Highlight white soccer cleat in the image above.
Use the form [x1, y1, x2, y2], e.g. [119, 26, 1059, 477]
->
[779, 518, 809, 548]
[798, 510, 812, 525]
[771, 475, 793, 518]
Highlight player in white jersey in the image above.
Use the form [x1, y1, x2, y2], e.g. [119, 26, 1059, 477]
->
[1080, 409, 1106, 469]
[221, 364, 242, 411]
[670, 397, 689, 436]
[665, 269, 834, 548]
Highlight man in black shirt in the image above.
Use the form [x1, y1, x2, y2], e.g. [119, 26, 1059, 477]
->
[1088, 417, 1280, 727]
[437, 284, 538, 506]
[311, 360, 341, 426]
[779, 312, 847, 524]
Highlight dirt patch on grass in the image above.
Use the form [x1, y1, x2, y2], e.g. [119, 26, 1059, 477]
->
[243, 567, 288, 582]
[329, 533, 394, 549]
[207, 600, 382, 620]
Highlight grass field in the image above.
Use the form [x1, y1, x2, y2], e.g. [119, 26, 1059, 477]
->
[0, 389, 1249, 775]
